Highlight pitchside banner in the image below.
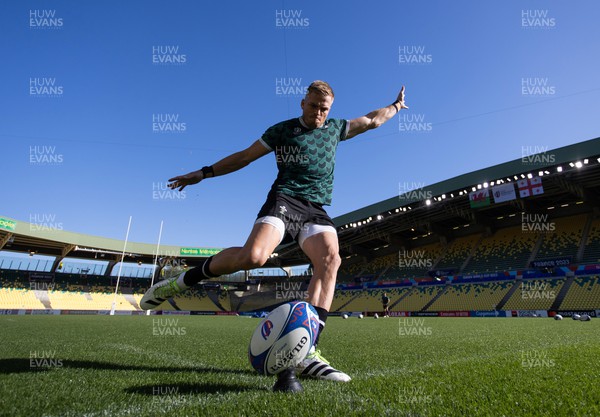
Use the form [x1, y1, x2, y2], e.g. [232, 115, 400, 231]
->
[556, 310, 597, 318]
[389, 311, 410, 317]
[471, 310, 501, 317]
[411, 312, 438, 317]
[516, 310, 548, 318]
[438, 311, 470, 317]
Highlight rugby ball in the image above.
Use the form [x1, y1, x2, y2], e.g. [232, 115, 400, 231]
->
[358, 314, 364, 319]
[374, 313, 379, 319]
[580, 314, 591, 321]
[554, 314, 563, 320]
[342, 314, 349, 319]
[248, 301, 319, 375]
[572, 314, 581, 320]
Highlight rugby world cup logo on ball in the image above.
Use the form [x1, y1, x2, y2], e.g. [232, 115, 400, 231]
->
[249, 301, 319, 375]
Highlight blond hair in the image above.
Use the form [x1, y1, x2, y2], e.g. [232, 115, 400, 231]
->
[306, 80, 334, 98]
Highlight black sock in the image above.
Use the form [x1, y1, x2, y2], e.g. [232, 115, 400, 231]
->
[182, 256, 219, 287]
[313, 307, 328, 347]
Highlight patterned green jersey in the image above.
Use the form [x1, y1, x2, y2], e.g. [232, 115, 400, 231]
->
[259, 117, 349, 205]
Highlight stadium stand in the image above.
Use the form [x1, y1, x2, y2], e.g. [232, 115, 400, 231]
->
[0, 288, 46, 309]
[427, 281, 513, 311]
[394, 285, 445, 312]
[465, 226, 538, 273]
[559, 275, 600, 310]
[387, 243, 444, 280]
[535, 215, 586, 261]
[581, 217, 600, 264]
[340, 287, 411, 312]
[435, 234, 481, 273]
[330, 288, 359, 311]
[502, 278, 566, 311]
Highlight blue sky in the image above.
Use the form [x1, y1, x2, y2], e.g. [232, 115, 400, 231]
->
[2, 0, 599, 249]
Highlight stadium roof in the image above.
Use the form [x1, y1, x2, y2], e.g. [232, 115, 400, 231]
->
[275, 136, 600, 266]
[1, 136, 599, 270]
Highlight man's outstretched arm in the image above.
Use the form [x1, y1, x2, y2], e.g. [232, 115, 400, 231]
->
[346, 86, 408, 140]
[168, 140, 270, 191]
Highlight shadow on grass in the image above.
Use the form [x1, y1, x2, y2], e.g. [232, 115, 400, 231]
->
[0, 358, 256, 376]
[125, 382, 267, 396]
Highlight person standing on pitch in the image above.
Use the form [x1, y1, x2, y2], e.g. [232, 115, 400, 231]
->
[141, 80, 408, 384]
[382, 292, 390, 317]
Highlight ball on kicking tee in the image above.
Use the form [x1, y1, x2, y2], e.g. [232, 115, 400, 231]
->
[248, 301, 320, 376]
[374, 313, 379, 319]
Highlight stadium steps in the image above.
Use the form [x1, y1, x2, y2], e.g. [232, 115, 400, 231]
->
[335, 292, 363, 311]
[459, 234, 484, 273]
[577, 213, 594, 262]
[429, 248, 446, 272]
[495, 281, 520, 310]
[549, 275, 575, 311]
[431, 243, 449, 271]
[206, 290, 227, 311]
[420, 285, 448, 311]
[389, 287, 415, 310]
[526, 234, 544, 268]
[122, 293, 141, 310]
[32, 290, 52, 309]
[377, 264, 392, 280]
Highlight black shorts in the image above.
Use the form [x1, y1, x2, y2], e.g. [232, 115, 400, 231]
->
[256, 191, 336, 246]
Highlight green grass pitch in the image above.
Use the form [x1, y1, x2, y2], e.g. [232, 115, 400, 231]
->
[0, 315, 598, 417]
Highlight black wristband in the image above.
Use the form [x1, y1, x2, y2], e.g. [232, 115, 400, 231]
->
[392, 101, 401, 113]
[201, 166, 214, 179]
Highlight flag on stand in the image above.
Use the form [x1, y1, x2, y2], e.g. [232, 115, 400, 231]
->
[491, 183, 517, 203]
[469, 189, 490, 208]
[517, 177, 544, 198]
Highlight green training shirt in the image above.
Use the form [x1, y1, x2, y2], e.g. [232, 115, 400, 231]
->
[259, 117, 349, 205]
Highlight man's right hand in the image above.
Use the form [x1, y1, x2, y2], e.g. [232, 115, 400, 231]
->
[168, 170, 204, 191]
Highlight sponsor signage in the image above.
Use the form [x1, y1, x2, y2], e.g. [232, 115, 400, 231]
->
[556, 310, 596, 318]
[29, 272, 55, 281]
[491, 183, 517, 203]
[0, 217, 16, 231]
[531, 257, 571, 268]
[61, 310, 99, 315]
[438, 311, 470, 317]
[411, 311, 438, 317]
[517, 310, 548, 317]
[161, 310, 190, 316]
[428, 269, 454, 278]
[471, 310, 500, 317]
[180, 247, 221, 256]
